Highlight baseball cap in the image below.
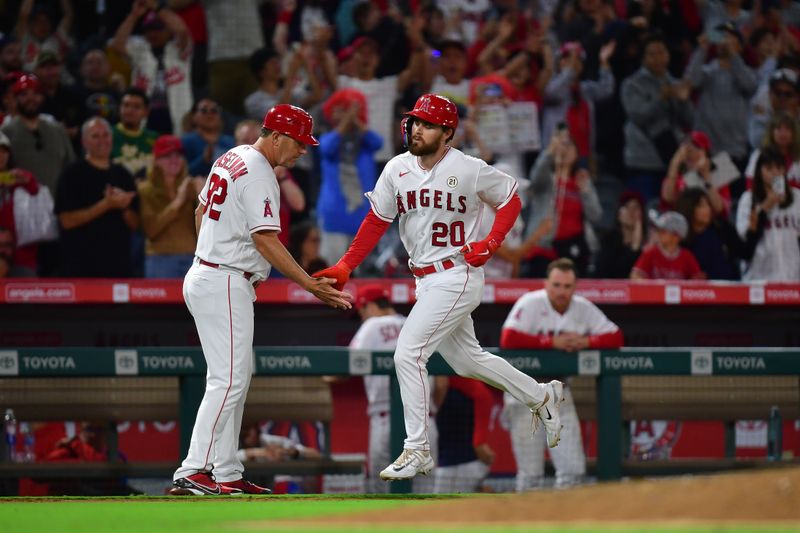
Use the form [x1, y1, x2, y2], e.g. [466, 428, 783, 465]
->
[355, 284, 390, 310]
[142, 11, 166, 31]
[436, 39, 466, 54]
[715, 21, 744, 44]
[34, 49, 60, 69]
[650, 210, 688, 239]
[152, 135, 183, 158]
[688, 130, 711, 152]
[558, 41, 586, 60]
[336, 45, 355, 63]
[12, 74, 42, 95]
[351, 36, 378, 52]
[769, 68, 799, 90]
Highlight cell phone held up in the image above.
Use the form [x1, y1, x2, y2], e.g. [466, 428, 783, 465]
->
[772, 175, 786, 197]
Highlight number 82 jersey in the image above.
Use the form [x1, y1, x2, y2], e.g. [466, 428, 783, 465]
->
[366, 147, 518, 266]
[195, 145, 282, 279]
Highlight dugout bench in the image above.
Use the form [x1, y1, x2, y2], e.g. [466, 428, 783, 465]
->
[0, 375, 363, 494]
[1, 347, 799, 494]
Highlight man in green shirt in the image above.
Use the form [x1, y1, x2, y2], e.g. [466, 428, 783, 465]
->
[111, 87, 158, 179]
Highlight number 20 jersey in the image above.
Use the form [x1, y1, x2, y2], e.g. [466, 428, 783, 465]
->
[196, 145, 281, 279]
[366, 147, 518, 266]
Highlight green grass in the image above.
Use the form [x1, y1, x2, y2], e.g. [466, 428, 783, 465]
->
[0, 497, 797, 533]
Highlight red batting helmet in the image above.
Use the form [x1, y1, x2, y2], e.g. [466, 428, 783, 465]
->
[404, 93, 458, 131]
[262, 104, 319, 146]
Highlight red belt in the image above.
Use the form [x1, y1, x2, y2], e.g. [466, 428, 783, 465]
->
[410, 259, 455, 278]
[198, 258, 254, 281]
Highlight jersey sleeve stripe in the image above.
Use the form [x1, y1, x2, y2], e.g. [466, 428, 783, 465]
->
[249, 224, 282, 234]
[494, 180, 519, 209]
[198, 194, 207, 205]
[365, 192, 395, 223]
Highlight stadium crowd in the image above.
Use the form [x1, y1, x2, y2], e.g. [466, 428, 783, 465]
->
[0, 0, 799, 282]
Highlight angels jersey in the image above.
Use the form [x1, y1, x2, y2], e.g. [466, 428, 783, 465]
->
[349, 313, 406, 417]
[503, 289, 619, 337]
[365, 147, 518, 266]
[196, 145, 281, 279]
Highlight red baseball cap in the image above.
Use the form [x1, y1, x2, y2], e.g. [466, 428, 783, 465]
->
[12, 74, 42, 95]
[689, 130, 711, 153]
[153, 135, 183, 157]
[356, 284, 390, 310]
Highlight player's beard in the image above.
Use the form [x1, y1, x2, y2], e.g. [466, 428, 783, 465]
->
[409, 133, 443, 157]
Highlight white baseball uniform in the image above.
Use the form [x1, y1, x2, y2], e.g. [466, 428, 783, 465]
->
[365, 146, 549, 452]
[174, 144, 281, 483]
[502, 289, 620, 490]
[349, 313, 438, 493]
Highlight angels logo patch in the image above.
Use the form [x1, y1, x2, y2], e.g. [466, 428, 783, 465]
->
[263, 197, 273, 217]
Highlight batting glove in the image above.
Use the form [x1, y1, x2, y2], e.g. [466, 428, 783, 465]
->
[312, 263, 351, 291]
[460, 238, 500, 267]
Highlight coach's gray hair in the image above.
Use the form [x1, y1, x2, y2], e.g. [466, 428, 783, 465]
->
[81, 117, 112, 138]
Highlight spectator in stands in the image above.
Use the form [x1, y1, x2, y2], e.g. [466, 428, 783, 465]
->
[541, 41, 615, 164]
[427, 39, 471, 106]
[0, 227, 34, 277]
[749, 67, 800, 152]
[661, 131, 732, 216]
[110, 2, 192, 135]
[288, 221, 327, 275]
[736, 147, 800, 281]
[595, 191, 646, 278]
[14, 0, 74, 72]
[204, 0, 264, 116]
[524, 130, 603, 277]
[337, 26, 427, 167]
[621, 34, 694, 202]
[1, 74, 74, 195]
[434, 376, 494, 494]
[244, 46, 323, 122]
[138, 135, 201, 278]
[501, 257, 623, 490]
[317, 88, 381, 265]
[0, 35, 23, 79]
[233, 119, 260, 146]
[74, 48, 123, 125]
[34, 50, 84, 147]
[112, 88, 158, 179]
[676, 187, 759, 280]
[684, 25, 757, 170]
[700, 0, 752, 40]
[745, 112, 800, 189]
[631, 211, 705, 279]
[181, 98, 234, 177]
[54, 117, 139, 277]
[0, 131, 40, 275]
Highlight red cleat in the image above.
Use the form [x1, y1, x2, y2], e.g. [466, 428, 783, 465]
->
[218, 478, 272, 494]
[169, 472, 241, 495]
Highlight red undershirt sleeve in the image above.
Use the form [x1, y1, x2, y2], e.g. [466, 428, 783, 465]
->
[339, 210, 391, 271]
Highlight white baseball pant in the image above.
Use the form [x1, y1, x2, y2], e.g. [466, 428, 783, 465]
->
[174, 264, 256, 483]
[395, 263, 547, 451]
[504, 386, 586, 490]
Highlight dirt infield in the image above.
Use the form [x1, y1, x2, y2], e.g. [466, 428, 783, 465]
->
[324, 466, 800, 525]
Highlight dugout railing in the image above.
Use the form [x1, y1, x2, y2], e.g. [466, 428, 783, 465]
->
[0, 347, 798, 493]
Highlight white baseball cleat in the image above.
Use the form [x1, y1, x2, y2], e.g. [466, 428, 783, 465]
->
[532, 380, 565, 448]
[379, 448, 434, 481]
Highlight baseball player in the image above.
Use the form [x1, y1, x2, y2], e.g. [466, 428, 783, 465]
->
[314, 93, 564, 482]
[501, 257, 623, 490]
[170, 104, 351, 496]
[349, 284, 439, 493]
